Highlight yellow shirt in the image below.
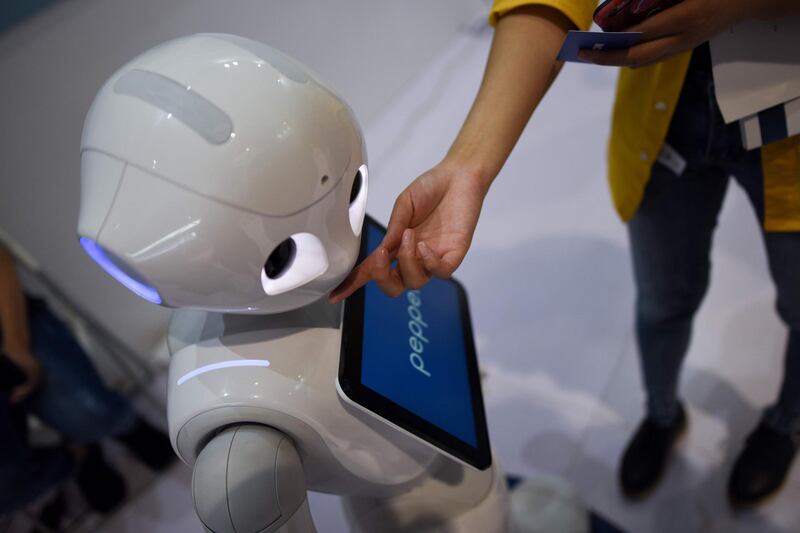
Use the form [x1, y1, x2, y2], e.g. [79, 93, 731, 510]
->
[490, 0, 800, 232]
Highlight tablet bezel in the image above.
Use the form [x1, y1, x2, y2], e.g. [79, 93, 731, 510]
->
[337, 216, 492, 470]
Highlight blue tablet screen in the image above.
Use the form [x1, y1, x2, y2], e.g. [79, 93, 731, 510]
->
[360, 223, 477, 446]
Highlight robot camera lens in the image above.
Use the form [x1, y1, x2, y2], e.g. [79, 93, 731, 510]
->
[349, 170, 363, 205]
[264, 238, 297, 279]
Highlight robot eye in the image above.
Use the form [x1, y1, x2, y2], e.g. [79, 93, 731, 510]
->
[349, 170, 362, 205]
[264, 237, 296, 280]
[260, 233, 329, 296]
[348, 164, 369, 236]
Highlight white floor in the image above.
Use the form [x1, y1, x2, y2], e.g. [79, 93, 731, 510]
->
[88, 23, 799, 533]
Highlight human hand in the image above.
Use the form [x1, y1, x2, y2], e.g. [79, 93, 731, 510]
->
[329, 161, 487, 302]
[5, 350, 42, 403]
[579, 0, 754, 68]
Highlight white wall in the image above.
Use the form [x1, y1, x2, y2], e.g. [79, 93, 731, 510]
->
[0, 0, 486, 358]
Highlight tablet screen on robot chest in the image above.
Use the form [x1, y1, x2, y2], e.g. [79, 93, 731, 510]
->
[338, 216, 491, 470]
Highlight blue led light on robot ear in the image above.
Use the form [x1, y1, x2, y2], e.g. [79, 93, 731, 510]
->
[79, 237, 162, 304]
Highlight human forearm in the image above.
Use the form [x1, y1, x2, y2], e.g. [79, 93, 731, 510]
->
[331, 5, 580, 301]
[0, 245, 31, 358]
[445, 5, 576, 193]
[745, 0, 800, 20]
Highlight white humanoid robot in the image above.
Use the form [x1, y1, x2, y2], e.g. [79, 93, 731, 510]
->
[75, 34, 519, 533]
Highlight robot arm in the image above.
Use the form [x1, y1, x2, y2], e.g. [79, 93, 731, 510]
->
[192, 424, 316, 533]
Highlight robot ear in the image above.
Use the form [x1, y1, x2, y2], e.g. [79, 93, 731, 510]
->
[348, 164, 368, 237]
[260, 233, 329, 296]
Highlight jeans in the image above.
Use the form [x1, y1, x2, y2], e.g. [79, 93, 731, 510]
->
[629, 45, 800, 435]
[0, 297, 137, 512]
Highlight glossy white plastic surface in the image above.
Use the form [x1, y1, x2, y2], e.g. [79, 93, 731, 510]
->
[344, 452, 509, 533]
[167, 304, 438, 496]
[78, 34, 367, 313]
[81, 33, 364, 217]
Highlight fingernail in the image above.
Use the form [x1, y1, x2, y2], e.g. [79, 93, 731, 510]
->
[417, 241, 431, 258]
[402, 229, 412, 244]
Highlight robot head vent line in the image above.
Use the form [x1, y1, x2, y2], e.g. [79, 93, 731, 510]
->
[78, 33, 368, 315]
[78, 35, 513, 533]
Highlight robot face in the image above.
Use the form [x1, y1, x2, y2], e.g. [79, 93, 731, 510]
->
[260, 163, 368, 297]
[77, 34, 368, 314]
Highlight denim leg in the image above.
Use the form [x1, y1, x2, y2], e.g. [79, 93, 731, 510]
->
[628, 164, 729, 425]
[719, 113, 800, 436]
[761, 232, 800, 436]
[0, 398, 74, 513]
[24, 299, 137, 442]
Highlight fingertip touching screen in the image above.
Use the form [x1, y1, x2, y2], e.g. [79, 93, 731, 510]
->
[338, 216, 491, 469]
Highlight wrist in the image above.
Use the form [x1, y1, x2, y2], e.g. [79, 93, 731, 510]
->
[438, 156, 494, 198]
[440, 152, 497, 197]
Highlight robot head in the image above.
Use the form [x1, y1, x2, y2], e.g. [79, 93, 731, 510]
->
[77, 34, 368, 314]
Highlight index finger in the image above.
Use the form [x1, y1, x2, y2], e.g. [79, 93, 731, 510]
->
[327, 249, 381, 304]
[382, 190, 414, 252]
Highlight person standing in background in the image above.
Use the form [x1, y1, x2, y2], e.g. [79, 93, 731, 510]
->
[330, 0, 800, 507]
[0, 243, 175, 527]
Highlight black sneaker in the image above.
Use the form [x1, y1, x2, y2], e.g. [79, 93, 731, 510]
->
[619, 403, 687, 499]
[75, 444, 127, 513]
[728, 422, 798, 509]
[30, 490, 66, 533]
[115, 417, 176, 472]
